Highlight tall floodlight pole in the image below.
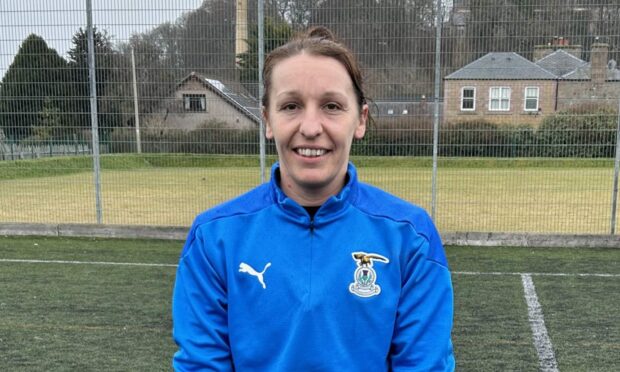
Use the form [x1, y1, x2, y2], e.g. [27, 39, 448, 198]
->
[131, 47, 142, 153]
[431, 0, 443, 220]
[258, 0, 266, 183]
[86, 0, 103, 224]
[610, 98, 620, 234]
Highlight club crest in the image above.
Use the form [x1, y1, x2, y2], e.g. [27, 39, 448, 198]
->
[349, 252, 389, 298]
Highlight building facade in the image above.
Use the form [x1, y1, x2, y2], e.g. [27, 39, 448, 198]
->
[444, 43, 620, 126]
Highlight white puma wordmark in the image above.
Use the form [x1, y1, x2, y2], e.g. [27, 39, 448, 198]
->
[239, 262, 272, 289]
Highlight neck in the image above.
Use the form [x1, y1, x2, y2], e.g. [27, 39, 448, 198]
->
[280, 183, 335, 207]
[277, 171, 349, 207]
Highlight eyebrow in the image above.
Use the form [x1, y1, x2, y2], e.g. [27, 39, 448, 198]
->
[274, 90, 349, 101]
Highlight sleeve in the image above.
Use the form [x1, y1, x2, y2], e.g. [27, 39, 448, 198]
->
[390, 222, 456, 371]
[172, 223, 234, 372]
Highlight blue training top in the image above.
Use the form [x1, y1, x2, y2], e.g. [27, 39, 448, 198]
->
[172, 163, 455, 371]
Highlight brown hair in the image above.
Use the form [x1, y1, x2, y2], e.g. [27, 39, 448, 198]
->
[262, 26, 371, 122]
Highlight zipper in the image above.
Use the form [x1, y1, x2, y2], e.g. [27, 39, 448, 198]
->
[307, 217, 314, 309]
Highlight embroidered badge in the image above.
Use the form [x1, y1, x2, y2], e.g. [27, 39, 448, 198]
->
[349, 252, 389, 298]
[239, 262, 271, 289]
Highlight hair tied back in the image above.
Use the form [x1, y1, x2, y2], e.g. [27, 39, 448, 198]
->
[306, 26, 336, 42]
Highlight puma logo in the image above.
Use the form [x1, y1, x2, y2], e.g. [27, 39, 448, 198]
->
[239, 262, 272, 289]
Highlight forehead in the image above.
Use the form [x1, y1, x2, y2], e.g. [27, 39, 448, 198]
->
[270, 53, 355, 97]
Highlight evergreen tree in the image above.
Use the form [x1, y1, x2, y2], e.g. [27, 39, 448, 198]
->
[0, 34, 70, 141]
[67, 27, 123, 137]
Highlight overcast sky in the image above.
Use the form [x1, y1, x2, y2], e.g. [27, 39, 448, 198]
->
[0, 0, 203, 80]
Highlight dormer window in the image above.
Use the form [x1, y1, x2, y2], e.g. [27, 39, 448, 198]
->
[183, 94, 206, 111]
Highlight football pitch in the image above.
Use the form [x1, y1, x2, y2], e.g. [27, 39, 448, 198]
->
[1, 236, 618, 371]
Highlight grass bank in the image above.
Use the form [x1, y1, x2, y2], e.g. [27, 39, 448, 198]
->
[0, 153, 615, 181]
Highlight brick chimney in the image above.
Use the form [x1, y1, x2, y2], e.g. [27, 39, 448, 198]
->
[590, 43, 609, 84]
[533, 37, 582, 61]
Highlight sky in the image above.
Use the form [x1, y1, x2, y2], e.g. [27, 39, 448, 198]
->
[0, 0, 203, 80]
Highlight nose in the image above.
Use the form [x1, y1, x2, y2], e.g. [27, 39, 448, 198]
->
[299, 108, 323, 138]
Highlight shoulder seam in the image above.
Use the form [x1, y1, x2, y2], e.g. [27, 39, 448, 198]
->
[351, 204, 431, 242]
[195, 203, 274, 228]
[427, 256, 450, 271]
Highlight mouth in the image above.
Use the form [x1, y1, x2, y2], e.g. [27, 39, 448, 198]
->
[294, 147, 328, 158]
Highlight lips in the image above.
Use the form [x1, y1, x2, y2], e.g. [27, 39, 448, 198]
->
[295, 148, 327, 157]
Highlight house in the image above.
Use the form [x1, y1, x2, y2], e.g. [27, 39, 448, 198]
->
[148, 72, 260, 130]
[443, 42, 620, 126]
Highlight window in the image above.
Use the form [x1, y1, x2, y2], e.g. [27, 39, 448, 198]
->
[489, 87, 511, 111]
[524, 87, 539, 111]
[387, 109, 394, 115]
[183, 94, 206, 111]
[461, 87, 475, 111]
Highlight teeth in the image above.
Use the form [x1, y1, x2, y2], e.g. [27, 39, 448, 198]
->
[297, 148, 326, 157]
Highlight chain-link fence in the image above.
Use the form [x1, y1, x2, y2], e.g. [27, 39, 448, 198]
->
[1, 0, 619, 234]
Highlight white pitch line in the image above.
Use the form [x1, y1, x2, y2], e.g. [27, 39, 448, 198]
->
[521, 274, 560, 372]
[0, 259, 618, 278]
[0, 258, 177, 268]
[0, 258, 620, 278]
[454, 271, 620, 278]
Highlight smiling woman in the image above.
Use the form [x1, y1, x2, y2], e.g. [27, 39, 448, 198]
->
[172, 26, 455, 372]
[264, 53, 367, 206]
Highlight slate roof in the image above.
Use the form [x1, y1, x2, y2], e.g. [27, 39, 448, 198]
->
[562, 62, 620, 81]
[445, 52, 557, 80]
[534, 50, 587, 77]
[447, 49, 620, 82]
[178, 73, 261, 124]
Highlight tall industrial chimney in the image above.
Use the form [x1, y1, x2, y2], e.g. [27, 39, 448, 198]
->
[235, 0, 248, 66]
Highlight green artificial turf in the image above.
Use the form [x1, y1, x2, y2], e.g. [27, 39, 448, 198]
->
[1, 237, 619, 371]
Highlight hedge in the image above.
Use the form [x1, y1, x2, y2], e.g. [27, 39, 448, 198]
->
[104, 105, 619, 158]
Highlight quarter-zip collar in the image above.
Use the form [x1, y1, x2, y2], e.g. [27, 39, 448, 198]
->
[270, 162, 359, 227]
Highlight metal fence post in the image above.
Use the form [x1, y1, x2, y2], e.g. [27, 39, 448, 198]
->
[610, 98, 620, 234]
[431, 0, 443, 220]
[131, 47, 142, 154]
[86, 0, 103, 224]
[258, 0, 266, 183]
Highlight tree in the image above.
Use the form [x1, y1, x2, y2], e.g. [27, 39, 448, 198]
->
[310, 0, 438, 98]
[178, 0, 237, 81]
[237, 17, 293, 96]
[266, 0, 320, 28]
[67, 27, 124, 136]
[0, 34, 70, 141]
[122, 22, 185, 116]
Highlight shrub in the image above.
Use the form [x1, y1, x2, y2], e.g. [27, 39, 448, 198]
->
[352, 116, 434, 156]
[536, 104, 617, 158]
[108, 119, 265, 155]
[439, 120, 536, 158]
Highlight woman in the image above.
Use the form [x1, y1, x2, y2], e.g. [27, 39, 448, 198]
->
[172, 26, 455, 371]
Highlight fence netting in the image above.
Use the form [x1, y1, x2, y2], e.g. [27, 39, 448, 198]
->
[1, 0, 619, 234]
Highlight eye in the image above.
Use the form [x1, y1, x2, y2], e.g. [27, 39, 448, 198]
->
[280, 102, 299, 111]
[323, 102, 342, 112]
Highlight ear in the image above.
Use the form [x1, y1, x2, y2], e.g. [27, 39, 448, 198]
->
[354, 104, 368, 140]
[262, 106, 274, 139]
